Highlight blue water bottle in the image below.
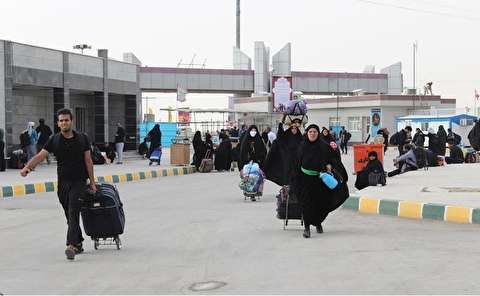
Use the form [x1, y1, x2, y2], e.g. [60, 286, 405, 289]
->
[320, 172, 338, 190]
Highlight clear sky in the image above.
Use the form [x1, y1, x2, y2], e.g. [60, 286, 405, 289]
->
[2, 0, 480, 113]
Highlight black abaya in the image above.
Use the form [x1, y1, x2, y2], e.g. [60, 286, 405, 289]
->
[214, 136, 232, 171]
[264, 124, 303, 186]
[292, 125, 349, 227]
[239, 125, 267, 170]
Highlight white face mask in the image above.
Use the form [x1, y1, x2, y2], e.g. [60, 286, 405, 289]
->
[250, 130, 257, 137]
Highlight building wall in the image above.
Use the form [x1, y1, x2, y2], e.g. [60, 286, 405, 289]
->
[108, 94, 126, 142]
[11, 88, 54, 145]
[12, 43, 62, 72]
[381, 62, 403, 95]
[108, 60, 137, 82]
[0, 41, 5, 142]
[68, 53, 103, 78]
[308, 107, 374, 142]
[254, 41, 270, 94]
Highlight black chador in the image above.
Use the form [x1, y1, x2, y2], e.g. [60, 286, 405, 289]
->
[214, 133, 232, 171]
[239, 125, 267, 170]
[264, 123, 303, 186]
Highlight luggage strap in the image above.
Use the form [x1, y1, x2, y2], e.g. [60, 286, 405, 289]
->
[301, 167, 320, 176]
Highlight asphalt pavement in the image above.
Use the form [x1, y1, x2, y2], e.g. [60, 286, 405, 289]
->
[1, 170, 479, 294]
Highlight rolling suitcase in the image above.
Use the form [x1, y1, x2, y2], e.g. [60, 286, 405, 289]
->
[276, 186, 303, 230]
[81, 183, 125, 250]
[149, 148, 162, 165]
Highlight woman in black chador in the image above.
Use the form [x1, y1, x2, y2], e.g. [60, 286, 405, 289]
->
[239, 125, 267, 170]
[147, 124, 162, 158]
[205, 133, 214, 158]
[292, 124, 349, 238]
[354, 151, 385, 190]
[264, 121, 303, 186]
[192, 131, 207, 170]
[437, 125, 448, 156]
[214, 132, 232, 171]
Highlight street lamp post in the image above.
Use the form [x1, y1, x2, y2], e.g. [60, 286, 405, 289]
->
[73, 44, 91, 54]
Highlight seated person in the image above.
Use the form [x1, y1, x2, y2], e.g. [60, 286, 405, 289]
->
[445, 140, 464, 164]
[355, 151, 386, 190]
[388, 144, 418, 177]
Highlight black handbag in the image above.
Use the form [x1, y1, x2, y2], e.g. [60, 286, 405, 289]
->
[368, 171, 386, 186]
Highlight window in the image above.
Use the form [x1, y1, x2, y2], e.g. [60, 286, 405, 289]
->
[348, 116, 361, 132]
[329, 117, 340, 128]
[75, 107, 86, 132]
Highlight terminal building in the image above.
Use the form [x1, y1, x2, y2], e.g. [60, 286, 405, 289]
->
[1, 39, 456, 154]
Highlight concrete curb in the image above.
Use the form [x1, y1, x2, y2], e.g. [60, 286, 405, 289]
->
[0, 166, 195, 199]
[343, 194, 480, 225]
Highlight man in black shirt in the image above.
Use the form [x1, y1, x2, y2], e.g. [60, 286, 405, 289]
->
[35, 118, 53, 164]
[20, 108, 97, 260]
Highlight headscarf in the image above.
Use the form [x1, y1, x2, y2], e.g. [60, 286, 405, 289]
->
[27, 122, 35, 136]
[239, 125, 267, 168]
[192, 131, 203, 148]
[299, 124, 329, 172]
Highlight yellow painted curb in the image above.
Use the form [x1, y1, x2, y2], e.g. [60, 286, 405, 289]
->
[34, 183, 46, 193]
[445, 206, 471, 224]
[119, 175, 127, 183]
[13, 185, 25, 197]
[399, 201, 422, 219]
[104, 175, 113, 183]
[145, 171, 152, 179]
[359, 197, 379, 214]
[133, 173, 140, 181]
[167, 168, 174, 176]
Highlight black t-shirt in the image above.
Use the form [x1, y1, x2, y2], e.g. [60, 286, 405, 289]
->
[44, 132, 90, 182]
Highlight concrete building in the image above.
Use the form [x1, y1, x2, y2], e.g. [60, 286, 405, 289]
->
[1, 38, 444, 155]
[234, 94, 456, 143]
[0, 40, 141, 153]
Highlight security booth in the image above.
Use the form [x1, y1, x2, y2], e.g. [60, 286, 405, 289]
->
[396, 113, 477, 147]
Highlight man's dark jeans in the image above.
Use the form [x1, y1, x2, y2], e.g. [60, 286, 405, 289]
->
[57, 181, 86, 246]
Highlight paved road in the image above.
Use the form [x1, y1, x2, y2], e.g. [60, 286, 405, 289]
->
[1, 172, 479, 294]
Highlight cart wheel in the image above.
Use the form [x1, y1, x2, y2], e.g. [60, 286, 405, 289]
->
[93, 239, 99, 250]
[115, 237, 122, 250]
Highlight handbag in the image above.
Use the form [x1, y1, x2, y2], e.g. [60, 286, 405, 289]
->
[368, 171, 386, 186]
[198, 150, 213, 173]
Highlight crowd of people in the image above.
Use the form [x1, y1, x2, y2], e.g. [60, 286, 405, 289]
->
[353, 120, 480, 190]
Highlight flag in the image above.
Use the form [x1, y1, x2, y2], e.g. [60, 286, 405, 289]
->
[177, 84, 188, 102]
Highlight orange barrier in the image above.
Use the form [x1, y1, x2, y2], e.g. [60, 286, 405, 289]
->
[353, 144, 384, 173]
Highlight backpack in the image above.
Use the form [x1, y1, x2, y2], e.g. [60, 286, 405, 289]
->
[284, 99, 308, 116]
[413, 147, 427, 169]
[20, 131, 31, 147]
[346, 132, 352, 141]
[389, 132, 400, 146]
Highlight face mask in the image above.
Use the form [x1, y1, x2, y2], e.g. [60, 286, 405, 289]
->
[250, 130, 257, 137]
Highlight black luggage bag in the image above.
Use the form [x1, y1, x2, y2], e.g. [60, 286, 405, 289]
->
[81, 183, 125, 249]
[276, 186, 303, 230]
